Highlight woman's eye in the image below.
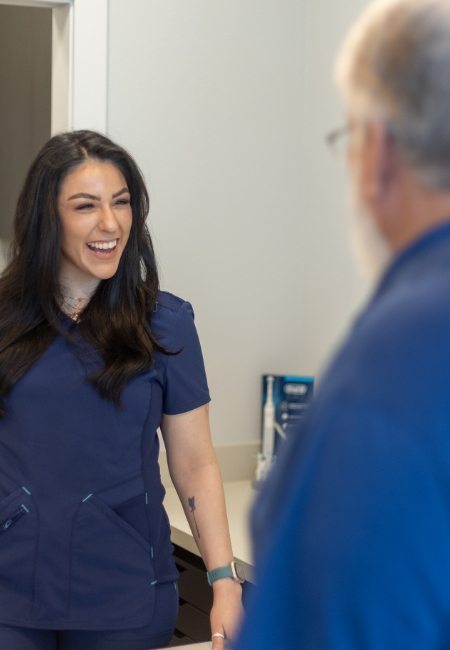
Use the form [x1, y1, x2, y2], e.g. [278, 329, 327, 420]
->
[75, 203, 95, 211]
[115, 198, 131, 206]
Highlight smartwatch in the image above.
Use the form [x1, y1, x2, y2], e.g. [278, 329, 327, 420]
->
[207, 561, 246, 586]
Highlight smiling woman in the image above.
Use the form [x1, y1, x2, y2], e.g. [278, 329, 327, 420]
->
[58, 160, 133, 314]
[0, 130, 242, 650]
[1, 130, 162, 406]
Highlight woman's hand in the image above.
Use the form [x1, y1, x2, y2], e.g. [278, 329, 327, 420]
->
[210, 579, 244, 649]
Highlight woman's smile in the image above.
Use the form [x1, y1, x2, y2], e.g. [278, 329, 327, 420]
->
[86, 238, 120, 256]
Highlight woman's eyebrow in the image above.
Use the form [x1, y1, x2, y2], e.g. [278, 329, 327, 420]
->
[112, 187, 130, 198]
[66, 187, 129, 201]
[67, 192, 100, 201]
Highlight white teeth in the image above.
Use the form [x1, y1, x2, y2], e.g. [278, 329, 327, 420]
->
[87, 239, 118, 251]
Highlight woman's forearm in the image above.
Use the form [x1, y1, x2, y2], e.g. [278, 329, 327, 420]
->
[162, 406, 244, 642]
[171, 455, 243, 638]
[170, 458, 234, 571]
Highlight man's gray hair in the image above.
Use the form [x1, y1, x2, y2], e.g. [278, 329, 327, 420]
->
[336, 0, 450, 190]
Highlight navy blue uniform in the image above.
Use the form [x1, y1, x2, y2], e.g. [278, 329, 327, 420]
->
[235, 224, 450, 650]
[0, 292, 210, 633]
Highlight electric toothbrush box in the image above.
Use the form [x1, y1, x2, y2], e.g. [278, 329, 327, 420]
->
[261, 374, 314, 457]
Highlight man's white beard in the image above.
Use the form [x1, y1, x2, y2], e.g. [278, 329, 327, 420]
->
[348, 184, 393, 283]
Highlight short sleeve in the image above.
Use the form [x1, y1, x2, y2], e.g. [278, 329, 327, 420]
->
[162, 301, 211, 415]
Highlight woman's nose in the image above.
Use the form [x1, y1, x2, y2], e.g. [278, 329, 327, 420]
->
[98, 205, 119, 231]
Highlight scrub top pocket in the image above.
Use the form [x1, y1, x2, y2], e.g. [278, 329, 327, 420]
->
[0, 486, 37, 620]
[68, 493, 156, 627]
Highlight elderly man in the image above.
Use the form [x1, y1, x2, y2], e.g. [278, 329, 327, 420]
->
[235, 1, 450, 648]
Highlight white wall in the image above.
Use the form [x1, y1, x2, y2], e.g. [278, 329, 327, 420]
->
[108, 0, 307, 445]
[107, 0, 372, 445]
[298, 0, 371, 374]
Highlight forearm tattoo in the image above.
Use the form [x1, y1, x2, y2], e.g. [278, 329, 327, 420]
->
[188, 496, 201, 539]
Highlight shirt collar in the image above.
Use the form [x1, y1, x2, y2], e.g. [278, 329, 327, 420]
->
[372, 219, 450, 300]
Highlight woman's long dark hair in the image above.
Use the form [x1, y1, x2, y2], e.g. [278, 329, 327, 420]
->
[0, 130, 165, 413]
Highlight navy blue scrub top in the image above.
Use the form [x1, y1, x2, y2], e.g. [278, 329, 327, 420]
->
[0, 291, 210, 630]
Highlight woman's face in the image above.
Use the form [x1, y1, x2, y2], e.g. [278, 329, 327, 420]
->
[57, 159, 133, 288]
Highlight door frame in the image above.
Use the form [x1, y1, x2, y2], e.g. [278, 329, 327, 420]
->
[0, 0, 108, 134]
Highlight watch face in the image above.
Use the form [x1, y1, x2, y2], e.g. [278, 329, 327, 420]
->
[233, 562, 246, 582]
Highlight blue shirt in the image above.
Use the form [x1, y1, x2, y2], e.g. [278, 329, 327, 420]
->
[0, 291, 210, 630]
[236, 223, 450, 650]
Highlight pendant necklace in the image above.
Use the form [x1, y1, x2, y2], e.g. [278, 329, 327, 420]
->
[61, 295, 87, 322]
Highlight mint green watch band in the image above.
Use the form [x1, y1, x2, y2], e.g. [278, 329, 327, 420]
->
[206, 561, 245, 586]
[207, 564, 233, 585]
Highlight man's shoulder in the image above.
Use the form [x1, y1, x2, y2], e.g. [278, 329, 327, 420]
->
[351, 270, 450, 361]
[319, 269, 450, 409]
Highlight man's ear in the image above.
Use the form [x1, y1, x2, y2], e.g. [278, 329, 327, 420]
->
[361, 121, 397, 206]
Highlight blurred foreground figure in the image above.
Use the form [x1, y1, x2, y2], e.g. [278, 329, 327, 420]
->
[235, 1, 450, 648]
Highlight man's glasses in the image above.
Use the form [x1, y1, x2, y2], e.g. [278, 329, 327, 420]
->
[325, 124, 353, 153]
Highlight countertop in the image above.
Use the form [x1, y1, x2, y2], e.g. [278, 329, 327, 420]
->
[163, 480, 255, 582]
